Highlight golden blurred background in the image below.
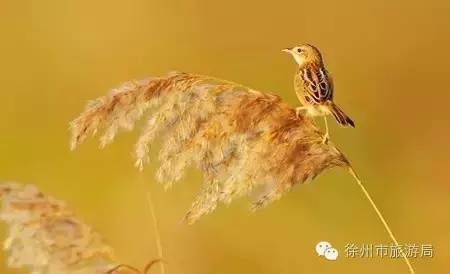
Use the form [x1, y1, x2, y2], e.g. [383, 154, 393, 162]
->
[1, 0, 449, 273]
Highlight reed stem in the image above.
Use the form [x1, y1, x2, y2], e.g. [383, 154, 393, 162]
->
[348, 167, 415, 274]
[138, 175, 166, 274]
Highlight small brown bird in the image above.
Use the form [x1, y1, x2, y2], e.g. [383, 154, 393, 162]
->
[282, 44, 354, 143]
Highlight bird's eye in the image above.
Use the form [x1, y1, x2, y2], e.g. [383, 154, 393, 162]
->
[297, 48, 303, 53]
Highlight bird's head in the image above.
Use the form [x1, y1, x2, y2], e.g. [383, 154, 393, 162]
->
[282, 44, 323, 67]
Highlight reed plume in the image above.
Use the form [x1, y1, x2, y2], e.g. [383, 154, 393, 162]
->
[70, 71, 414, 273]
[0, 182, 164, 274]
[70, 72, 349, 223]
[0, 183, 116, 274]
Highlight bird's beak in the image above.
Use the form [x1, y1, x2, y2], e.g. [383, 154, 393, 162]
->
[282, 48, 293, 54]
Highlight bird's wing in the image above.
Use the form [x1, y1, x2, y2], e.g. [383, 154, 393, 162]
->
[324, 68, 334, 100]
[70, 71, 349, 223]
[302, 66, 333, 103]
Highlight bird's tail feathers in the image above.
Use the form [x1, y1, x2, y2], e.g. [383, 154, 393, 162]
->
[328, 103, 355, 128]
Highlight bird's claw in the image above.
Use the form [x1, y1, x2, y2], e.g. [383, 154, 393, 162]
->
[322, 134, 329, 144]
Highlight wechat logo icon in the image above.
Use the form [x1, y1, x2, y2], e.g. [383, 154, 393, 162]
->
[316, 241, 338, 261]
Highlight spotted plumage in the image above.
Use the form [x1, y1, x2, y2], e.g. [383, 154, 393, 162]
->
[283, 44, 354, 142]
[296, 64, 333, 105]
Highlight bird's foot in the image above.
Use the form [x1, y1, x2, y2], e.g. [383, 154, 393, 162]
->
[295, 107, 305, 117]
[322, 133, 329, 144]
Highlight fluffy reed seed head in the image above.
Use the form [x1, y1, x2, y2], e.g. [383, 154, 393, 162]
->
[0, 183, 117, 274]
[70, 72, 350, 223]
